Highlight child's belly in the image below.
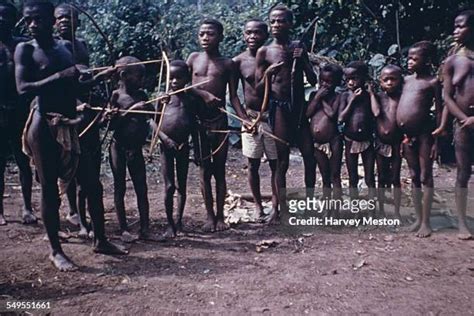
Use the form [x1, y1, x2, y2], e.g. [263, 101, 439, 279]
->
[310, 111, 337, 143]
[397, 98, 432, 136]
[376, 118, 401, 144]
[344, 109, 373, 142]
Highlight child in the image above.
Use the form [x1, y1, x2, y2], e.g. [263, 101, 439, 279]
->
[254, 4, 318, 224]
[338, 61, 376, 205]
[233, 19, 278, 221]
[158, 60, 203, 238]
[0, 0, 34, 225]
[442, 10, 474, 240]
[369, 65, 403, 220]
[396, 41, 443, 238]
[187, 19, 247, 232]
[109, 56, 153, 242]
[306, 64, 343, 216]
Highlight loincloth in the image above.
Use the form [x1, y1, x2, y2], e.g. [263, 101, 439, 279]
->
[314, 142, 332, 158]
[22, 108, 80, 195]
[344, 136, 372, 154]
[241, 109, 277, 160]
[268, 98, 292, 130]
[375, 138, 393, 158]
[194, 113, 228, 163]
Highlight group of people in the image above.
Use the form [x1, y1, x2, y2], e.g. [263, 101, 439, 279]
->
[0, 0, 472, 272]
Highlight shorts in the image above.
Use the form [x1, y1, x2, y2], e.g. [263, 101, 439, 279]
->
[241, 109, 277, 160]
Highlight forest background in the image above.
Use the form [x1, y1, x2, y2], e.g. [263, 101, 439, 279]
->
[12, 0, 473, 93]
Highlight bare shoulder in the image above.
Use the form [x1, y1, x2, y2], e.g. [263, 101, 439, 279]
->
[14, 40, 35, 59]
[256, 45, 267, 58]
[233, 50, 249, 64]
[186, 52, 200, 65]
[404, 74, 415, 83]
[429, 75, 441, 88]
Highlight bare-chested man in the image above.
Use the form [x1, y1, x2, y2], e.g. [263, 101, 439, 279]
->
[187, 19, 248, 232]
[443, 10, 474, 240]
[255, 4, 317, 223]
[397, 41, 443, 238]
[15, 0, 125, 271]
[0, 0, 35, 225]
[54, 3, 89, 65]
[233, 19, 278, 221]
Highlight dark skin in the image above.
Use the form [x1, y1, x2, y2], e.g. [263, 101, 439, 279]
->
[109, 66, 153, 241]
[158, 65, 202, 238]
[54, 6, 90, 233]
[369, 67, 403, 219]
[338, 67, 376, 202]
[54, 6, 89, 66]
[255, 9, 317, 224]
[233, 21, 277, 220]
[187, 23, 247, 232]
[15, 5, 123, 271]
[306, 70, 342, 215]
[396, 47, 443, 238]
[443, 14, 474, 240]
[0, 4, 35, 226]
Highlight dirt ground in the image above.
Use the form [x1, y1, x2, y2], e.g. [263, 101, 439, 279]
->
[0, 147, 473, 315]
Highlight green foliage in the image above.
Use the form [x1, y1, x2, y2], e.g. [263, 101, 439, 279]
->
[15, 0, 469, 84]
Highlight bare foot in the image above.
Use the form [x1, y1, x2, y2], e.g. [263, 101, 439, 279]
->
[162, 226, 177, 239]
[215, 219, 229, 231]
[266, 211, 280, 225]
[202, 219, 215, 232]
[66, 213, 80, 226]
[402, 220, 421, 233]
[139, 231, 166, 242]
[120, 231, 138, 243]
[22, 209, 37, 225]
[49, 252, 77, 272]
[457, 225, 473, 240]
[415, 224, 432, 238]
[0, 214, 6, 226]
[78, 227, 90, 239]
[256, 210, 267, 223]
[94, 240, 128, 255]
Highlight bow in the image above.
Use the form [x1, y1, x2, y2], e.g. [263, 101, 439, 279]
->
[292, 17, 318, 129]
[148, 50, 170, 157]
[70, 2, 117, 139]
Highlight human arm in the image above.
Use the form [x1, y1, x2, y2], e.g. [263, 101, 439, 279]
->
[294, 44, 317, 86]
[228, 60, 250, 124]
[338, 88, 362, 122]
[368, 83, 381, 118]
[14, 42, 78, 96]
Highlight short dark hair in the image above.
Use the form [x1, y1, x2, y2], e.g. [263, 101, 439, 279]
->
[0, 1, 17, 19]
[24, 0, 55, 18]
[411, 40, 437, 65]
[116, 56, 145, 75]
[245, 18, 268, 34]
[381, 64, 402, 76]
[55, 3, 79, 19]
[170, 59, 191, 79]
[269, 4, 293, 24]
[457, 9, 474, 30]
[321, 63, 343, 84]
[345, 60, 369, 78]
[201, 18, 224, 36]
